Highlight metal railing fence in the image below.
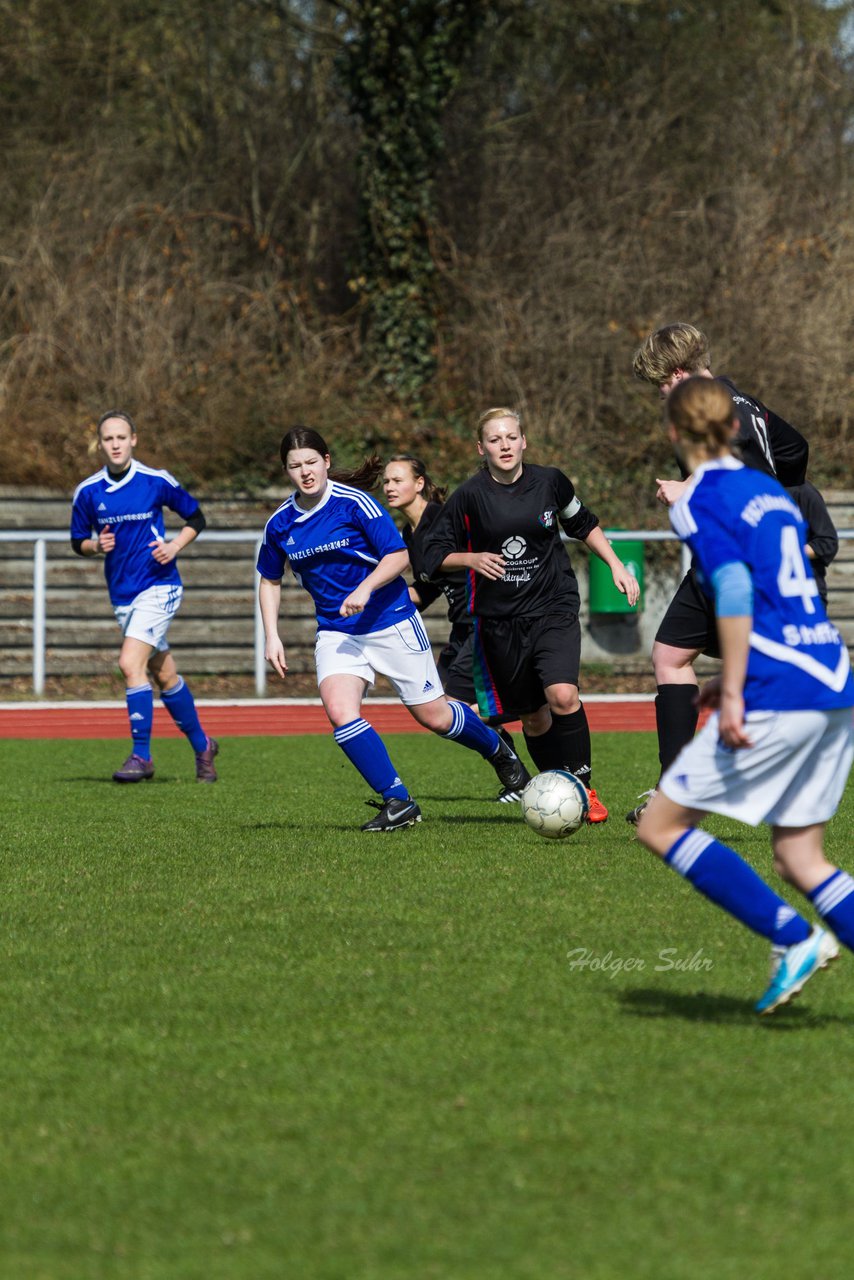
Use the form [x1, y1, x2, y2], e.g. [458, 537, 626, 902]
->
[2, 530, 264, 695]
[3, 528, 851, 695]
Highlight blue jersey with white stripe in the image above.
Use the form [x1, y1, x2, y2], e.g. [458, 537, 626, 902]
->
[257, 481, 416, 634]
[670, 457, 853, 711]
[70, 461, 200, 606]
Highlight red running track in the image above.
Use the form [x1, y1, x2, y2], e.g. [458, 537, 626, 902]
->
[0, 697, 689, 740]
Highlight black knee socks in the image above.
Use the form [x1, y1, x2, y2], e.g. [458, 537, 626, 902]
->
[524, 707, 592, 785]
[655, 683, 699, 774]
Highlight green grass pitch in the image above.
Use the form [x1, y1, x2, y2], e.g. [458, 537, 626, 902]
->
[2, 731, 854, 1279]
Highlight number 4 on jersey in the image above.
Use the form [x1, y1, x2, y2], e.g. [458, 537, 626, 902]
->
[777, 525, 818, 614]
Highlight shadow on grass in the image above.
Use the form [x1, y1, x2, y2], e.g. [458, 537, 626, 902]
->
[619, 986, 852, 1029]
[64, 776, 172, 785]
[244, 813, 524, 831]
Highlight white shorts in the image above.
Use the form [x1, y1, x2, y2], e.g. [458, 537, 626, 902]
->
[113, 584, 184, 652]
[660, 706, 854, 828]
[315, 615, 443, 706]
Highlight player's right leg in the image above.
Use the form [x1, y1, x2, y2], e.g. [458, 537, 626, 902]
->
[626, 572, 713, 826]
[637, 790, 819, 1013]
[316, 641, 420, 831]
[640, 709, 852, 1013]
[113, 633, 157, 782]
[624, 639, 702, 823]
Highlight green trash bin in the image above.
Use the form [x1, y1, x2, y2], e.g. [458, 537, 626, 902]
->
[588, 530, 644, 613]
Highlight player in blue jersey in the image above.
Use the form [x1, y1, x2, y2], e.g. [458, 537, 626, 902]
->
[257, 426, 531, 832]
[636, 378, 854, 1015]
[627, 322, 810, 825]
[70, 411, 218, 783]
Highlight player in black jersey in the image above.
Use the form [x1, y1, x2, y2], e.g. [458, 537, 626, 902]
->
[786, 480, 838, 606]
[420, 408, 640, 824]
[628, 322, 810, 824]
[383, 453, 521, 802]
[382, 455, 474, 701]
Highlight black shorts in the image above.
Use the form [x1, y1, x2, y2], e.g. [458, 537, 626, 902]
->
[437, 622, 477, 704]
[655, 570, 720, 659]
[472, 611, 582, 719]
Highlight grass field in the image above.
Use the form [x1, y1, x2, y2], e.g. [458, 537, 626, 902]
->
[3, 731, 854, 1279]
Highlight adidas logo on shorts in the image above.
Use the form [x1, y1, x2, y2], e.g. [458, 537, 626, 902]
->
[422, 679, 434, 692]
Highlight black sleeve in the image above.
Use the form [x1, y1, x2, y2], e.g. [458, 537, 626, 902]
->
[728, 386, 808, 484]
[788, 483, 839, 568]
[731, 405, 775, 476]
[732, 407, 809, 484]
[765, 410, 809, 487]
[419, 490, 469, 580]
[186, 506, 206, 534]
[412, 579, 444, 610]
[407, 504, 447, 607]
[71, 538, 86, 556]
[553, 471, 599, 541]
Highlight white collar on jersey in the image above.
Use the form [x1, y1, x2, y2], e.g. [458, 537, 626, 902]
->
[291, 479, 335, 522]
[103, 459, 139, 493]
[693, 455, 743, 478]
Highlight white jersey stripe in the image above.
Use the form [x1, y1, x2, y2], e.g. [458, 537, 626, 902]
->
[330, 481, 384, 519]
[749, 633, 851, 692]
[135, 462, 181, 487]
[71, 468, 108, 504]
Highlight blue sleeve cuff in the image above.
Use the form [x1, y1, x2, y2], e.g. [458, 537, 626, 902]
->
[711, 560, 753, 617]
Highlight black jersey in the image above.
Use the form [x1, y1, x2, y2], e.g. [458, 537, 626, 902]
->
[420, 464, 599, 619]
[719, 377, 808, 485]
[403, 501, 470, 625]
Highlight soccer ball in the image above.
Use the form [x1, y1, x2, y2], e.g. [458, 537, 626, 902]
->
[521, 769, 589, 839]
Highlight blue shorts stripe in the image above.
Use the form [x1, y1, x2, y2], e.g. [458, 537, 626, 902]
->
[408, 612, 431, 652]
[471, 618, 503, 719]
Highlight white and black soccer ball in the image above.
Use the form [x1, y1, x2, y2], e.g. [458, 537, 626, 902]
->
[521, 769, 589, 839]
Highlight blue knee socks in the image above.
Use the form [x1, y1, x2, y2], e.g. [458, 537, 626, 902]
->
[440, 700, 503, 758]
[126, 684, 153, 759]
[810, 871, 854, 950]
[161, 677, 208, 754]
[665, 829, 812, 945]
[334, 719, 409, 800]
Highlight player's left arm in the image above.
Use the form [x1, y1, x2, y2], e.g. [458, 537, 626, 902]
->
[698, 560, 754, 747]
[799, 486, 839, 568]
[765, 408, 809, 487]
[151, 493, 206, 564]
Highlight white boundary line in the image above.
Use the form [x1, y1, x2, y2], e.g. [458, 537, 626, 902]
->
[0, 693, 656, 710]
